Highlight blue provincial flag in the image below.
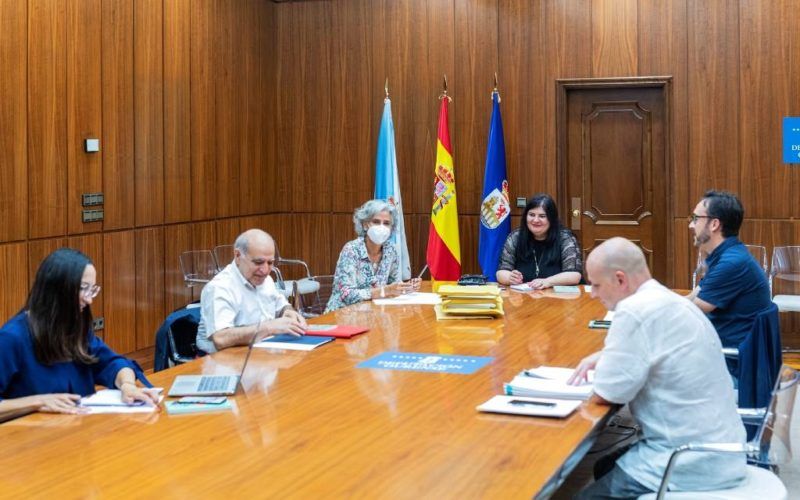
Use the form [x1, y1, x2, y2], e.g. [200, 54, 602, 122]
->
[375, 97, 412, 280]
[478, 91, 510, 279]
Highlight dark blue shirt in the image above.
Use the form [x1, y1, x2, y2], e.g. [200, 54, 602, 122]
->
[698, 237, 772, 348]
[0, 312, 136, 401]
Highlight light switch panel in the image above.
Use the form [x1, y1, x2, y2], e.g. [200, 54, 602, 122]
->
[85, 138, 100, 153]
[516, 197, 527, 208]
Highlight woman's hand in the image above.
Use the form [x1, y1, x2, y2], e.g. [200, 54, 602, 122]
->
[508, 270, 524, 285]
[120, 382, 161, 407]
[34, 393, 87, 414]
[529, 278, 551, 290]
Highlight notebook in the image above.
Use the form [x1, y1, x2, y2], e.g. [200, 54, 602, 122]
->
[303, 324, 369, 338]
[255, 334, 334, 351]
[477, 395, 582, 418]
[167, 332, 257, 397]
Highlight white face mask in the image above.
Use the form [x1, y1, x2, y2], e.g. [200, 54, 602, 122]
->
[366, 224, 391, 245]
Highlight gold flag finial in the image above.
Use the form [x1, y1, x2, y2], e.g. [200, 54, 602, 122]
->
[492, 72, 501, 102]
[385, 77, 389, 98]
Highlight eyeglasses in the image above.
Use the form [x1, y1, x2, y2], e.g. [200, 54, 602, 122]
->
[80, 283, 101, 298]
[688, 214, 713, 223]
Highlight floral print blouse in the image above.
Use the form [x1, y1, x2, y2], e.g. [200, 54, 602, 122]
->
[325, 237, 399, 313]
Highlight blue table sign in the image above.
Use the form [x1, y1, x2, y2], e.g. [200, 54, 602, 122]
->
[357, 352, 493, 374]
[784, 117, 800, 164]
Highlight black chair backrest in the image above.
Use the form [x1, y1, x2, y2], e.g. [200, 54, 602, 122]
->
[167, 316, 200, 363]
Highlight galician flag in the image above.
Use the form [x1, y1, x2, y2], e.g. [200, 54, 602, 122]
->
[426, 94, 461, 281]
[478, 89, 510, 278]
[374, 95, 411, 280]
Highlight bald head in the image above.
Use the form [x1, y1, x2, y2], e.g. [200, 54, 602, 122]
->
[234, 229, 276, 287]
[588, 237, 651, 280]
[586, 238, 651, 310]
[234, 229, 274, 254]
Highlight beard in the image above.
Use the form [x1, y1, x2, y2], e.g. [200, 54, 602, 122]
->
[693, 227, 711, 247]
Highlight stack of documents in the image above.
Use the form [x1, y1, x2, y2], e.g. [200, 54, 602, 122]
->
[435, 284, 504, 320]
[80, 389, 163, 414]
[503, 366, 594, 400]
[478, 365, 593, 418]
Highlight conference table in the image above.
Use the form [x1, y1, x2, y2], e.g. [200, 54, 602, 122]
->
[0, 285, 615, 498]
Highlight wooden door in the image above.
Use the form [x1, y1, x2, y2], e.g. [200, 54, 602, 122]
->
[557, 78, 671, 282]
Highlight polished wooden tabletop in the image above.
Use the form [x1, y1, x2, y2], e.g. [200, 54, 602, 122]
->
[0, 285, 614, 499]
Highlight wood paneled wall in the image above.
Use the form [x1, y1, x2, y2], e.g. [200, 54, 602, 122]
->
[1, 0, 799, 355]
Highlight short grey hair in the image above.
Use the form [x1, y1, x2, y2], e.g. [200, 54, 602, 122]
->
[353, 199, 397, 237]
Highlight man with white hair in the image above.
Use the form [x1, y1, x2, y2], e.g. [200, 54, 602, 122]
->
[196, 229, 307, 353]
[570, 237, 745, 498]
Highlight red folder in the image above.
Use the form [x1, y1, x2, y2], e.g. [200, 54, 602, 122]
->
[303, 324, 369, 338]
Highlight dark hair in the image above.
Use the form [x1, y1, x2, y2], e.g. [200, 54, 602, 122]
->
[515, 193, 563, 265]
[26, 248, 97, 365]
[702, 190, 744, 237]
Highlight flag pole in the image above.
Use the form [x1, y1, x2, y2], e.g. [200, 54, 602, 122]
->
[385, 77, 389, 100]
[440, 74, 452, 102]
[493, 72, 501, 102]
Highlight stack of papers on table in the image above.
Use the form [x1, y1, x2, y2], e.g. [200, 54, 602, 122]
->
[255, 334, 334, 351]
[435, 284, 504, 319]
[503, 366, 594, 400]
[80, 389, 163, 414]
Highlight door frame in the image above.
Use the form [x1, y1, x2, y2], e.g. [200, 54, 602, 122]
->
[555, 76, 674, 284]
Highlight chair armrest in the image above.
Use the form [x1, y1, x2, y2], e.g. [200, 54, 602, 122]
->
[656, 442, 757, 500]
[277, 258, 312, 278]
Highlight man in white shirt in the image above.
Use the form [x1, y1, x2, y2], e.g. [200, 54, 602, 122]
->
[570, 237, 746, 498]
[196, 229, 307, 353]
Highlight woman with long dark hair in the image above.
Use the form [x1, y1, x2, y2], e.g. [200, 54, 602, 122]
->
[496, 194, 582, 289]
[0, 248, 158, 420]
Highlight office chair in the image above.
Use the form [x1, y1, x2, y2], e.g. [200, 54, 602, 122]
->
[770, 246, 800, 312]
[167, 314, 202, 366]
[746, 245, 768, 275]
[300, 274, 334, 317]
[692, 244, 767, 289]
[179, 250, 218, 287]
[639, 365, 798, 499]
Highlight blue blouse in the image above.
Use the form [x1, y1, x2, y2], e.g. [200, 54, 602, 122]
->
[0, 312, 140, 401]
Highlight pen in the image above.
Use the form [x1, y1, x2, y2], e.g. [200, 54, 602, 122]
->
[416, 264, 428, 280]
[508, 399, 557, 408]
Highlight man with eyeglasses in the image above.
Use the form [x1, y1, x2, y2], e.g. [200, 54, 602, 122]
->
[687, 191, 771, 350]
[196, 229, 307, 353]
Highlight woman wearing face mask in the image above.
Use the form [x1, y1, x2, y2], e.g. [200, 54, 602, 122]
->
[325, 199, 420, 312]
[0, 248, 158, 421]
[496, 193, 583, 289]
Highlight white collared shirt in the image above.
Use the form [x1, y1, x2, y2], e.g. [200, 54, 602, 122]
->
[196, 262, 289, 353]
[594, 279, 747, 491]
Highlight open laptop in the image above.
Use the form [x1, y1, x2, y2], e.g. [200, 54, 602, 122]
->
[168, 332, 258, 397]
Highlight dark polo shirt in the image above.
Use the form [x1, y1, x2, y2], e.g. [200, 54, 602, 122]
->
[698, 237, 772, 348]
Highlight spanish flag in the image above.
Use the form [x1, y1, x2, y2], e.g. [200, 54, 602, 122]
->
[426, 95, 461, 281]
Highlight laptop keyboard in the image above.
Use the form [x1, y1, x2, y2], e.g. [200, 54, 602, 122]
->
[197, 376, 231, 393]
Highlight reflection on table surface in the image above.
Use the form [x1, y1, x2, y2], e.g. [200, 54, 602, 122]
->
[0, 283, 613, 498]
